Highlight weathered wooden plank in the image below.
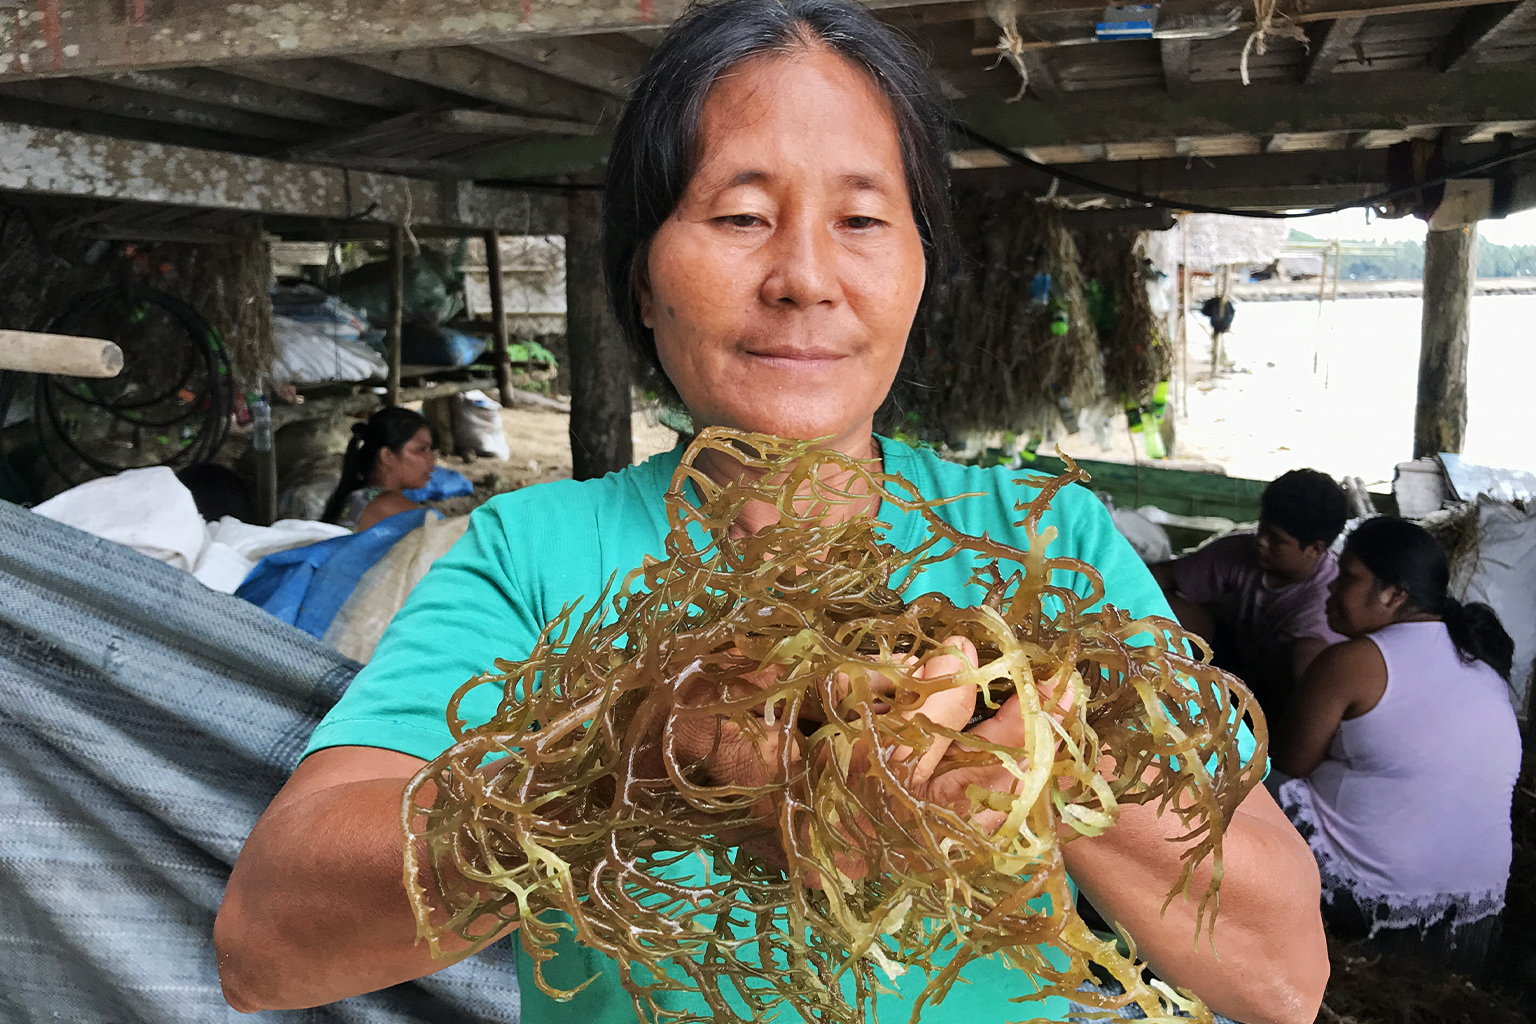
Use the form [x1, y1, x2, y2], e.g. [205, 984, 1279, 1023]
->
[225, 59, 463, 113]
[1159, 38, 1192, 96]
[955, 145, 1407, 205]
[90, 68, 378, 127]
[1414, 225, 1477, 458]
[2, 0, 1519, 80]
[477, 37, 647, 97]
[1431, 0, 1533, 71]
[343, 47, 611, 122]
[955, 66, 1536, 149]
[0, 121, 567, 233]
[0, 78, 323, 143]
[291, 108, 597, 161]
[1302, 16, 1369, 84]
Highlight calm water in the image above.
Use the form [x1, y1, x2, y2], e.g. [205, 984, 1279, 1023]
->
[1122, 294, 1536, 486]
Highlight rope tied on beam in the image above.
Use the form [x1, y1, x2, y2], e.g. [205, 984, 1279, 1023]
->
[986, 0, 1031, 103]
[1240, 0, 1308, 85]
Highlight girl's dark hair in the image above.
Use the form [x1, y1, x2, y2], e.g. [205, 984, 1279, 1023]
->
[1346, 516, 1515, 681]
[603, 0, 958, 401]
[1260, 469, 1348, 548]
[321, 406, 430, 524]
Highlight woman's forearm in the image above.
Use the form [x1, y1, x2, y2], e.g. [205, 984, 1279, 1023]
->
[1062, 786, 1327, 1024]
[214, 777, 483, 1011]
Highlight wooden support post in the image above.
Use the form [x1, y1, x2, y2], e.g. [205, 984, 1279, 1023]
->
[564, 189, 632, 480]
[386, 224, 405, 408]
[484, 229, 516, 408]
[1414, 225, 1477, 459]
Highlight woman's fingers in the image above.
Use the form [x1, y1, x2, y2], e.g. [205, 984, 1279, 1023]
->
[898, 635, 980, 785]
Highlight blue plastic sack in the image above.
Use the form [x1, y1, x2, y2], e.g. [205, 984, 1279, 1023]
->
[403, 465, 474, 503]
[236, 508, 435, 637]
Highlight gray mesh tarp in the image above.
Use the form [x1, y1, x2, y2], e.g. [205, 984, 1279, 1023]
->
[0, 499, 520, 1024]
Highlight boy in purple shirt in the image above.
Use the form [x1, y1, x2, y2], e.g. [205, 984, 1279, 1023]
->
[1151, 469, 1349, 718]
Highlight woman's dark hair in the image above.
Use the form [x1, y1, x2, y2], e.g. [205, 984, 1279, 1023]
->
[320, 406, 430, 524]
[1260, 469, 1348, 548]
[603, 0, 958, 401]
[1345, 516, 1515, 681]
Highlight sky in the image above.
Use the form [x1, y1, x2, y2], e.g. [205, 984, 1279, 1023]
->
[1289, 206, 1536, 246]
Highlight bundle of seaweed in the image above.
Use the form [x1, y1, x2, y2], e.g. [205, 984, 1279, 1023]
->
[402, 428, 1265, 1024]
[904, 190, 1102, 444]
[1074, 228, 1170, 408]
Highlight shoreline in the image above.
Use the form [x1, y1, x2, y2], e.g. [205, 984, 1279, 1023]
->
[1228, 278, 1536, 301]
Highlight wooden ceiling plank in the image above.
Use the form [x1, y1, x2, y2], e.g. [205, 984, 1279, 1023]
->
[1302, 16, 1369, 83]
[0, 78, 321, 144]
[1, 0, 1525, 81]
[225, 59, 463, 112]
[1431, 0, 1533, 71]
[476, 38, 647, 97]
[343, 47, 610, 123]
[0, 120, 567, 233]
[88, 68, 376, 127]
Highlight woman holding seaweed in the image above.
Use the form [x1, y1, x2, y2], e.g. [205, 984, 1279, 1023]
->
[214, 2, 1327, 1021]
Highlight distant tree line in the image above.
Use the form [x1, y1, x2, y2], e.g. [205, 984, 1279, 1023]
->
[1289, 229, 1536, 279]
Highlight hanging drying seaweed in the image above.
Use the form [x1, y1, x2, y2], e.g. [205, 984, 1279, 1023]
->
[1075, 228, 1171, 410]
[903, 190, 1102, 445]
[401, 428, 1265, 1024]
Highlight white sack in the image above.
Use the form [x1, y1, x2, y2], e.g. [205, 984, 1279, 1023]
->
[452, 389, 511, 460]
[1453, 497, 1536, 713]
[323, 515, 472, 662]
[1110, 507, 1173, 565]
[32, 467, 208, 571]
[271, 315, 387, 384]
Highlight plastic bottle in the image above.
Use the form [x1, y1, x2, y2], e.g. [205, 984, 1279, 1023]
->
[250, 393, 272, 453]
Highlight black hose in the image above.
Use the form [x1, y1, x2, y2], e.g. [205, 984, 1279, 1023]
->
[33, 283, 234, 482]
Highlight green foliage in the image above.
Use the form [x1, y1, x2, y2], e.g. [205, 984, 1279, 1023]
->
[1286, 228, 1536, 279]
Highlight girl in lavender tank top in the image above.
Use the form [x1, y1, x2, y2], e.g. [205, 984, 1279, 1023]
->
[1273, 517, 1520, 972]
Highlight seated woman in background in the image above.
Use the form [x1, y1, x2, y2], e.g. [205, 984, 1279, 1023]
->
[320, 406, 435, 532]
[1274, 516, 1520, 973]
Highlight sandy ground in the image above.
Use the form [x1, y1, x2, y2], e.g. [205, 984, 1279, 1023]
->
[427, 405, 681, 516]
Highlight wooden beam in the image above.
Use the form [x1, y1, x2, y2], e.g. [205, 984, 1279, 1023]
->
[341, 48, 612, 122]
[0, 122, 567, 233]
[477, 38, 647, 97]
[0, 78, 323, 143]
[224, 59, 462, 113]
[291, 108, 597, 159]
[484, 231, 516, 408]
[956, 67, 1536, 151]
[565, 188, 632, 480]
[386, 224, 405, 408]
[1302, 16, 1368, 84]
[1431, 0, 1533, 72]
[1160, 38, 1192, 96]
[1414, 225, 1477, 458]
[89, 68, 377, 127]
[4, 0, 1519, 81]
[955, 146, 1402, 202]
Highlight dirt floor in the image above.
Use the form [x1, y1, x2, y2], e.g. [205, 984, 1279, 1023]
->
[424, 403, 680, 517]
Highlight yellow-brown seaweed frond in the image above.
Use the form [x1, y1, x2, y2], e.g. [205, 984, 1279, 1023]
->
[401, 428, 1266, 1024]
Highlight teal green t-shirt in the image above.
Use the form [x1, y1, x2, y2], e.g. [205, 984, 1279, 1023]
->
[306, 436, 1259, 1024]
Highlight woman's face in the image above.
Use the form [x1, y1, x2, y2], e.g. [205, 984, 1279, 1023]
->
[378, 426, 435, 491]
[640, 46, 927, 455]
[1325, 550, 1403, 638]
